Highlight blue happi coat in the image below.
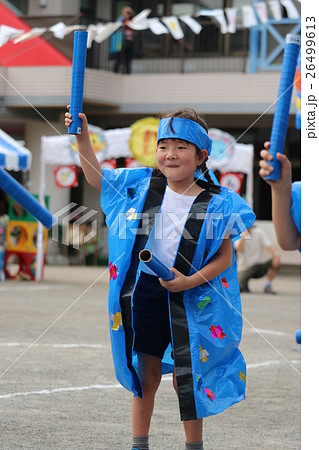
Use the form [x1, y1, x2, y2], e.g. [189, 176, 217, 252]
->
[100, 167, 255, 421]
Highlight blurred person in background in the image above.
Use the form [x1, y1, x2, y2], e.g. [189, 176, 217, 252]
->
[235, 224, 280, 294]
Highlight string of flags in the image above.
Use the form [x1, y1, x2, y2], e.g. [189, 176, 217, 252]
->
[0, 0, 300, 48]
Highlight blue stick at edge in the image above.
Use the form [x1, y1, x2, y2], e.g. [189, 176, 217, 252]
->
[139, 249, 175, 281]
[295, 329, 301, 344]
[0, 168, 56, 229]
[68, 31, 88, 135]
[265, 34, 301, 181]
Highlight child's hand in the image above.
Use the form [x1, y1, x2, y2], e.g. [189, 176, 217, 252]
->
[259, 141, 292, 192]
[159, 268, 192, 293]
[64, 106, 89, 136]
[64, 105, 73, 129]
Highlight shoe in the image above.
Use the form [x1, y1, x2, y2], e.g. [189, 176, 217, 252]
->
[264, 285, 276, 294]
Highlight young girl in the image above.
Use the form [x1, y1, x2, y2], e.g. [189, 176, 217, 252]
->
[65, 107, 255, 450]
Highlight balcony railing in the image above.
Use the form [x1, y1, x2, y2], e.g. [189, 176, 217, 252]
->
[87, 21, 250, 75]
[249, 18, 301, 73]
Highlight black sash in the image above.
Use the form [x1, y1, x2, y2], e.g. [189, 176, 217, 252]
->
[170, 188, 214, 421]
[119, 169, 167, 396]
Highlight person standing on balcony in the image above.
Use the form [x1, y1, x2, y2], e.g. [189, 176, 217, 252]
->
[112, 6, 135, 74]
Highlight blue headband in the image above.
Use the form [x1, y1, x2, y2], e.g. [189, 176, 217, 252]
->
[157, 117, 213, 155]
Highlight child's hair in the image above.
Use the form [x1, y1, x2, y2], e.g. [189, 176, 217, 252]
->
[158, 107, 215, 185]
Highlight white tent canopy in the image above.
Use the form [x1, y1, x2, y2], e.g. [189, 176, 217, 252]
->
[0, 128, 31, 172]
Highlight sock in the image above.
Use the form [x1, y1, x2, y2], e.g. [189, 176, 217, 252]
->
[132, 435, 149, 450]
[185, 441, 204, 450]
[265, 281, 271, 288]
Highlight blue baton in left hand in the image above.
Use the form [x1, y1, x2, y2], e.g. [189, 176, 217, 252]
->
[265, 34, 300, 181]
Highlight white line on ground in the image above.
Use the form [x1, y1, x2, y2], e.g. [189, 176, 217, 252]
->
[245, 328, 289, 336]
[0, 285, 70, 292]
[0, 343, 106, 348]
[0, 384, 122, 399]
[0, 360, 301, 400]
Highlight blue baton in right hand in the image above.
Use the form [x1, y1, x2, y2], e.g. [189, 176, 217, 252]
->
[68, 31, 88, 135]
[139, 249, 175, 281]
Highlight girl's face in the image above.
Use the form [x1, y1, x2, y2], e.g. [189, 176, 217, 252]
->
[156, 138, 207, 185]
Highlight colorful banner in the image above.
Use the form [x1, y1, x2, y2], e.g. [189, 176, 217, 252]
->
[0, 4, 301, 49]
[147, 18, 169, 35]
[280, 0, 300, 19]
[255, 2, 268, 24]
[161, 16, 184, 40]
[225, 8, 237, 34]
[268, 0, 282, 20]
[241, 5, 258, 28]
[179, 14, 202, 35]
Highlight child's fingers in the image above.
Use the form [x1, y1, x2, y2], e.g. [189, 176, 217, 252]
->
[64, 110, 72, 128]
[259, 166, 272, 179]
[259, 159, 273, 170]
[263, 141, 270, 150]
[260, 149, 273, 161]
[259, 158, 274, 179]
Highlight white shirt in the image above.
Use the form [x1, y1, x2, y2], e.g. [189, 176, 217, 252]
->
[142, 186, 198, 274]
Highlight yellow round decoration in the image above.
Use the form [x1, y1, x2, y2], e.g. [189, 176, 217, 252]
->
[130, 117, 160, 168]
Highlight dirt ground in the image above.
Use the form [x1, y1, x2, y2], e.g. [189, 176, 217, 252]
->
[0, 266, 300, 449]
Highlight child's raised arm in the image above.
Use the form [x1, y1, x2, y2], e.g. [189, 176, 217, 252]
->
[259, 141, 300, 251]
[65, 107, 102, 191]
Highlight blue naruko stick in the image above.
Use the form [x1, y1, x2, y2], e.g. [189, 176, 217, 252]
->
[139, 249, 175, 281]
[0, 168, 56, 229]
[295, 329, 301, 344]
[68, 31, 88, 135]
[265, 34, 300, 181]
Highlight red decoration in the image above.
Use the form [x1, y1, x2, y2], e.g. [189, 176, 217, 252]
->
[54, 166, 78, 188]
[4, 250, 45, 281]
[100, 159, 117, 170]
[210, 324, 226, 340]
[222, 277, 229, 288]
[125, 158, 141, 168]
[204, 387, 215, 401]
[219, 172, 244, 195]
[109, 262, 118, 280]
